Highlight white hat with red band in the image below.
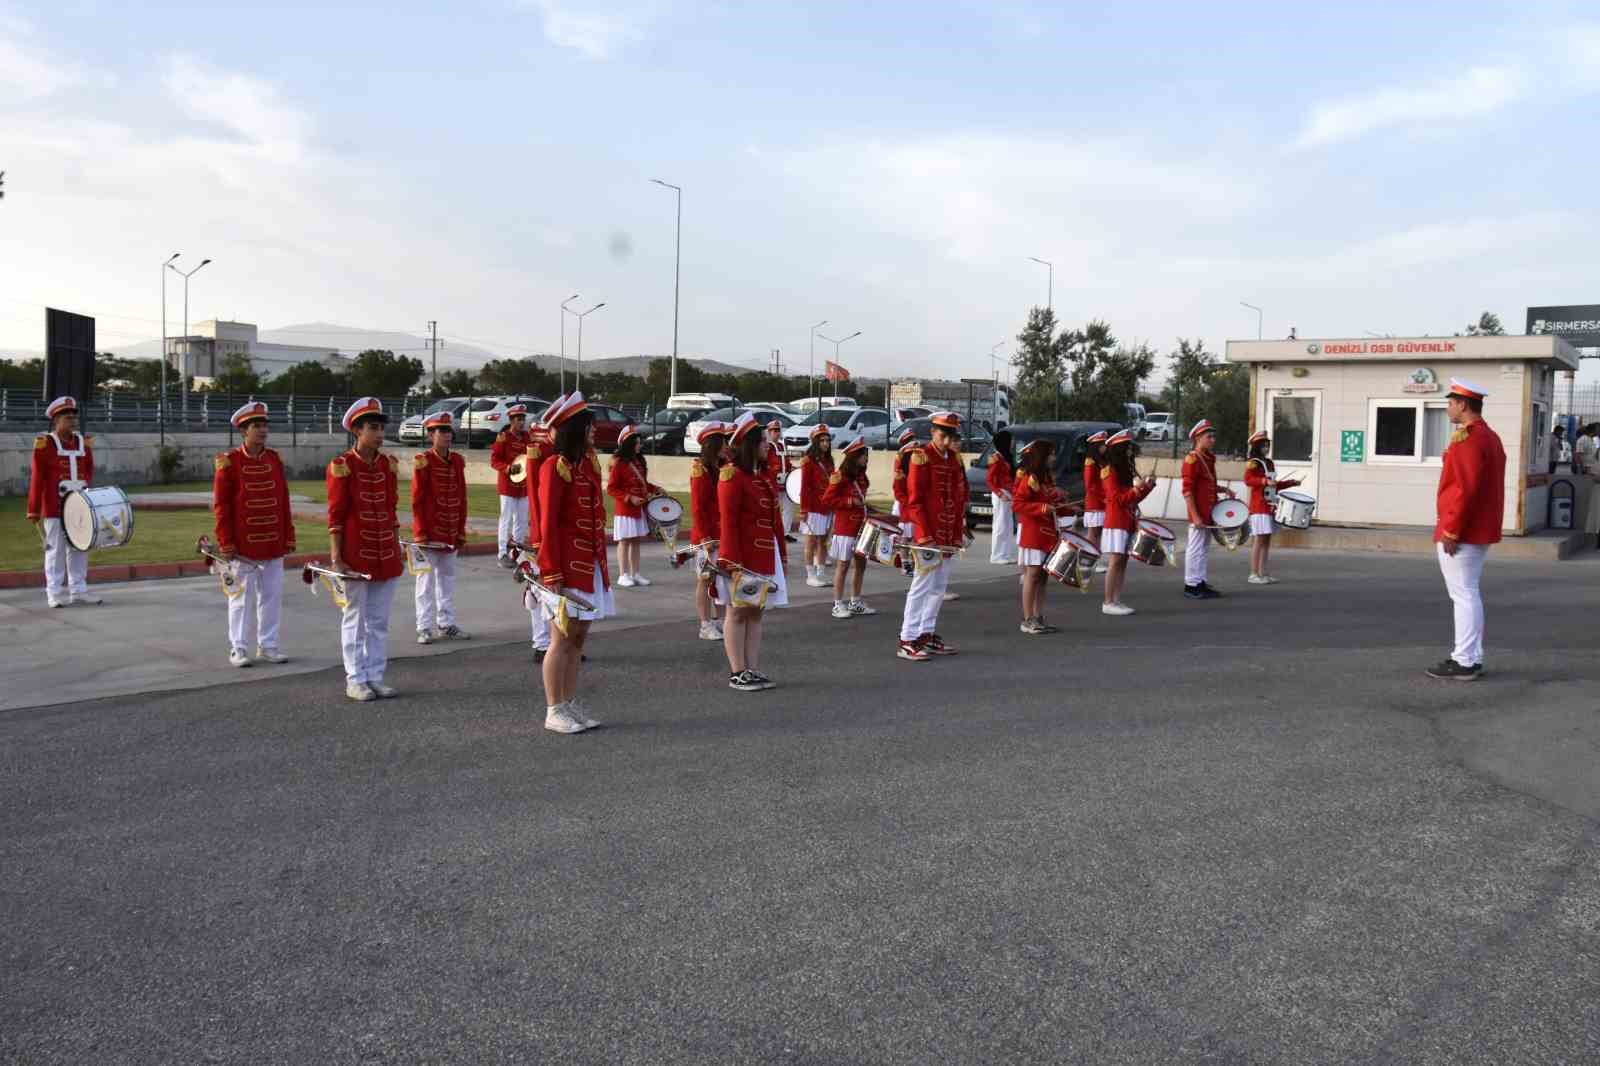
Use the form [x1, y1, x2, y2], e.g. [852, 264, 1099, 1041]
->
[1447, 378, 1488, 400]
[930, 411, 963, 432]
[1188, 418, 1214, 440]
[341, 396, 384, 433]
[1086, 430, 1108, 444]
[696, 421, 730, 446]
[230, 401, 269, 429]
[617, 423, 639, 445]
[544, 391, 589, 428]
[538, 394, 568, 428]
[1248, 429, 1269, 445]
[1106, 428, 1135, 447]
[808, 423, 832, 440]
[424, 411, 455, 431]
[731, 412, 760, 443]
[45, 396, 77, 420]
[842, 437, 867, 455]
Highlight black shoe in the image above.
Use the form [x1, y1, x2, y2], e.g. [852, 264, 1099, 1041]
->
[785, 534, 799, 543]
[1184, 584, 1206, 599]
[1199, 583, 1222, 599]
[1426, 659, 1482, 681]
[729, 670, 763, 691]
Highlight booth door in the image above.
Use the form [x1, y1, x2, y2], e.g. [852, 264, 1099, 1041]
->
[1265, 389, 1321, 496]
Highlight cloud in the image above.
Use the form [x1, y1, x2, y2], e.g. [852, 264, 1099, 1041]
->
[0, 15, 105, 97]
[1293, 65, 1525, 149]
[163, 55, 311, 159]
[528, 0, 653, 59]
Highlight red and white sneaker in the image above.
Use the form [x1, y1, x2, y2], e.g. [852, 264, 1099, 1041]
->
[897, 639, 931, 662]
[922, 633, 957, 655]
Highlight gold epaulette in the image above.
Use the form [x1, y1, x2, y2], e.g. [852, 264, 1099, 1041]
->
[1184, 452, 1196, 465]
[413, 452, 429, 470]
[1026, 474, 1039, 490]
[689, 458, 705, 479]
[528, 443, 542, 459]
[214, 453, 230, 472]
[911, 451, 928, 466]
[1101, 467, 1113, 480]
[719, 465, 736, 482]
[329, 457, 349, 478]
[829, 471, 842, 484]
[33, 435, 47, 450]
[555, 456, 573, 482]
[1450, 428, 1468, 445]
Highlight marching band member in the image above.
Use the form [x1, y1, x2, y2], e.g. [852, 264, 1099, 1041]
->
[892, 427, 917, 538]
[821, 437, 876, 618]
[798, 424, 835, 586]
[26, 396, 100, 608]
[607, 426, 662, 588]
[1427, 378, 1505, 681]
[524, 398, 560, 662]
[1181, 418, 1234, 600]
[717, 412, 787, 690]
[211, 401, 294, 666]
[898, 411, 968, 661]
[986, 429, 1018, 565]
[689, 422, 729, 640]
[1243, 430, 1300, 586]
[328, 398, 403, 701]
[1100, 429, 1155, 617]
[766, 419, 796, 542]
[411, 411, 470, 645]
[1082, 430, 1109, 573]
[536, 392, 613, 733]
[488, 403, 531, 567]
[1011, 438, 1064, 634]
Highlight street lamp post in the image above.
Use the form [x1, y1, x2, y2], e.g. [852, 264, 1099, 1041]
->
[159, 252, 179, 444]
[1029, 257, 1053, 313]
[650, 179, 682, 396]
[808, 319, 828, 403]
[169, 257, 211, 424]
[559, 294, 580, 393]
[989, 341, 1007, 427]
[816, 330, 861, 403]
[574, 302, 606, 391]
[1240, 301, 1263, 340]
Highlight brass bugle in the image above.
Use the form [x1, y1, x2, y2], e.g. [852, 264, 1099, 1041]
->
[300, 560, 373, 583]
[196, 534, 260, 573]
[510, 559, 598, 613]
[400, 539, 456, 552]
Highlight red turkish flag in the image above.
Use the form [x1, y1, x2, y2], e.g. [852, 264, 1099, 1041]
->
[824, 360, 850, 383]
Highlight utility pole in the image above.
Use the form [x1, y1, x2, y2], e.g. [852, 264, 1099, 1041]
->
[769, 348, 784, 376]
[426, 321, 442, 391]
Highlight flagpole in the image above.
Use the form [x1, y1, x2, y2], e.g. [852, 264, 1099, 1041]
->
[816, 329, 861, 407]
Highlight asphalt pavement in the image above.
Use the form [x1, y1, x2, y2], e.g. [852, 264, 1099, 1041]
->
[3, 540, 1599, 1064]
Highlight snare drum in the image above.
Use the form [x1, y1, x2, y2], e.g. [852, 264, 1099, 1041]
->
[1209, 498, 1251, 551]
[62, 486, 134, 552]
[853, 516, 899, 567]
[645, 494, 683, 527]
[1128, 519, 1176, 567]
[784, 469, 804, 506]
[1274, 490, 1316, 530]
[1044, 530, 1100, 590]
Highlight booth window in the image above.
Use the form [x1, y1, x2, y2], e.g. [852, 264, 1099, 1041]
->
[1368, 400, 1450, 464]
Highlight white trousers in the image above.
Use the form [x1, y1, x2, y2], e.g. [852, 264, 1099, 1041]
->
[498, 495, 528, 557]
[990, 496, 1018, 563]
[340, 577, 397, 686]
[40, 517, 88, 603]
[899, 555, 951, 641]
[1185, 524, 1210, 586]
[227, 556, 284, 652]
[528, 590, 551, 650]
[1437, 542, 1489, 667]
[413, 549, 457, 633]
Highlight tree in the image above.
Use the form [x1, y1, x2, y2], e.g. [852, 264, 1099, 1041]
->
[478, 357, 556, 396]
[1466, 311, 1505, 336]
[0, 356, 44, 389]
[432, 369, 478, 397]
[1011, 306, 1065, 423]
[208, 352, 261, 394]
[348, 349, 425, 396]
[1158, 338, 1248, 454]
[259, 359, 346, 395]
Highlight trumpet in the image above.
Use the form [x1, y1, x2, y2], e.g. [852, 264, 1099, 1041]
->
[300, 560, 372, 610]
[196, 534, 258, 599]
[400, 538, 456, 576]
[507, 550, 597, 637]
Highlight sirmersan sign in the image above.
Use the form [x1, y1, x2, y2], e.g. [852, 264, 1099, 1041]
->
[1526, 305, 1600, 344]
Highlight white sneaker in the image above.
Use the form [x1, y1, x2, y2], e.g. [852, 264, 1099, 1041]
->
[710, 620, 724, 638]
[544, 703, 586, 734]
[1247, 574, 1270, 585]
[369, 681, 398, 698]
[1093, 562, 1109, 574]
[47, 599, 64, 608]
[698, 621, 721, 640]
[1101, 602, 1135, 616]
[805, 569, 829, 588]
[416, 630, 435, 645]
[229, 648, 252, 668]
[831, 601, 852, 619]
[616, 573, 637, 588]
[568, 698, 601, 729]
[69, 593, 103, 606]
[256, 647, 288, 664]
[346, 682, 377, 702]
[849, 599, 877, 615]
[632, 573, 651, 586]
[1259, 574, 1279, 584]
[440, 624, 470, 640]
[943, 591, 960, 602]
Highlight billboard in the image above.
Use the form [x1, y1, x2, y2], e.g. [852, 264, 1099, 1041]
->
[44, 307, 96, 406]
[1526, 305, 1600, 345]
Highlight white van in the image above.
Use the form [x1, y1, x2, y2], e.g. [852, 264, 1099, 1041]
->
[666, 392, 735, 411]
[791, 395, 858, 414]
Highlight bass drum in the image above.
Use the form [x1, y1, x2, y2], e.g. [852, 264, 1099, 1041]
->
[1209, 498, 1251, 551]
[62, 486, 134, 552]
[1274, 490, 1316, 530]
[784, 469, 804, 506]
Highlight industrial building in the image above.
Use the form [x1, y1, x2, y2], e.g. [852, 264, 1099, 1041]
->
[167, 321, 348, 385]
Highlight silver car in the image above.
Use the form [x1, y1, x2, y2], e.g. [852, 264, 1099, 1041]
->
[398, 397, 470, 444]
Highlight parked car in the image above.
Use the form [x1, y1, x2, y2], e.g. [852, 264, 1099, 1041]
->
[964, 420, 1121, 528]
[894, 416, 994, 456]
[892, 405, 931, 424]
[458, 395, 546, 446]
[789, 395, 860, 414]
[587, 403, 636, 452]
[397, 397, 470, 444]
[666, 392, 736, 411]
[782, 406, 892, 455]
[1138, 411, 1175, 441]
[683, 406, 799, 455]
[741, 401, 800, 419]
[632, 407, 699, 454]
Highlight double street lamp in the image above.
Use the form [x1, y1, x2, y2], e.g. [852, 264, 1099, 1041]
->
[559, 294, 581, 393]
[816, 329, 861, 403]
[166, 255, 211, 424]
[574, 302, 605, 391]
[1240, 301, 1263, 340]
[650, 178, 682, 396]
[1029, 256, 1053, 313]
[808, 319, 828, 401]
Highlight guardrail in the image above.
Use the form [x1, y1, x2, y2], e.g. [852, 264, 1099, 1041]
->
[0, 388, 427, 436]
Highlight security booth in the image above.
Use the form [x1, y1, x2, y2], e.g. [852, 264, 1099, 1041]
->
[1224, 334, 1579, 535]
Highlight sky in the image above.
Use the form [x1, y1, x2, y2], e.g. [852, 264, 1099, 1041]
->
[3, 0, 1599, 386]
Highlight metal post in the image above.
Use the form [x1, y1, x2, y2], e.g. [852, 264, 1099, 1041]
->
[651, 180, 682, 395]
[1029, 257, 1053, 313]
[1241, 301, 1263, 340]
[560, 294, 580, 394]
[809, 320, 827, 403]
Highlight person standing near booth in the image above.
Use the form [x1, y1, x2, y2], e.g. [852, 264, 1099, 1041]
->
[489, 403, 531, 567]
[212, 401, 294, 666]
[411, 411, 470, 645]
[328, 397, 403, 702]
[1100, 429, 1156, 616]
[1081, 430, 1109, 573]
[607, 426, 662, 588]
[524, 398, 560, 662]
[821, 437, 875, 618]
[689, 421, 730, 640]
[1242, 430, 1300, 586]
[986, 430, 1017, 565]
[717, 412, 787, 691]
[798, 424, 835, 586]
[898, 411, 968, 661]
[27, 396, 100, 608]
[1181, 418, 1234, 600]
[1011, 438, 1065, 634]
[1427, 378, 1505, 681]
[766, 419, 796, 542]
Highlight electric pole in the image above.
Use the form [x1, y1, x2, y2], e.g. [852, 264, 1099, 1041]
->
[426, 321, 443, 391]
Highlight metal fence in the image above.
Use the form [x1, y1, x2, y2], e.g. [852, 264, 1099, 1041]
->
[0, 387, 440, 434]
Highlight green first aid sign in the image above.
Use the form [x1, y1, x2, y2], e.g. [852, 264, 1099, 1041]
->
[1340, 430, 1364, 463]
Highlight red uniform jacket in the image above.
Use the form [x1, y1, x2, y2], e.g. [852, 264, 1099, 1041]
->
[821, 468, 870, 539]
[717, 465, 786, 576]
[1082, 458, 1105, 511]
[798, 453, 834, 513]
[27, 432, 94, 520]
[1181, 449, 1221, 520]
[411, 448, 468, 548]
[985, 456, 1013, 501]
[1435, 420, 1506, 544]
[212, 445, 294, 560]
[892, 445, 916, 513]
[1243, 458, 1293, 516]
[537, 453, 609, 593]
[327, 449, 402, 580]
[1102, 465, 1155, 534]
[523, 430, 552, 547]
[689, 457, 721, 544]
[607, 457, 658, 519]
[907, 443, 968, 546]
[489, 427, 531, 498]
[764, 445, 789, 488]
[1011, 472, 1065, 551]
